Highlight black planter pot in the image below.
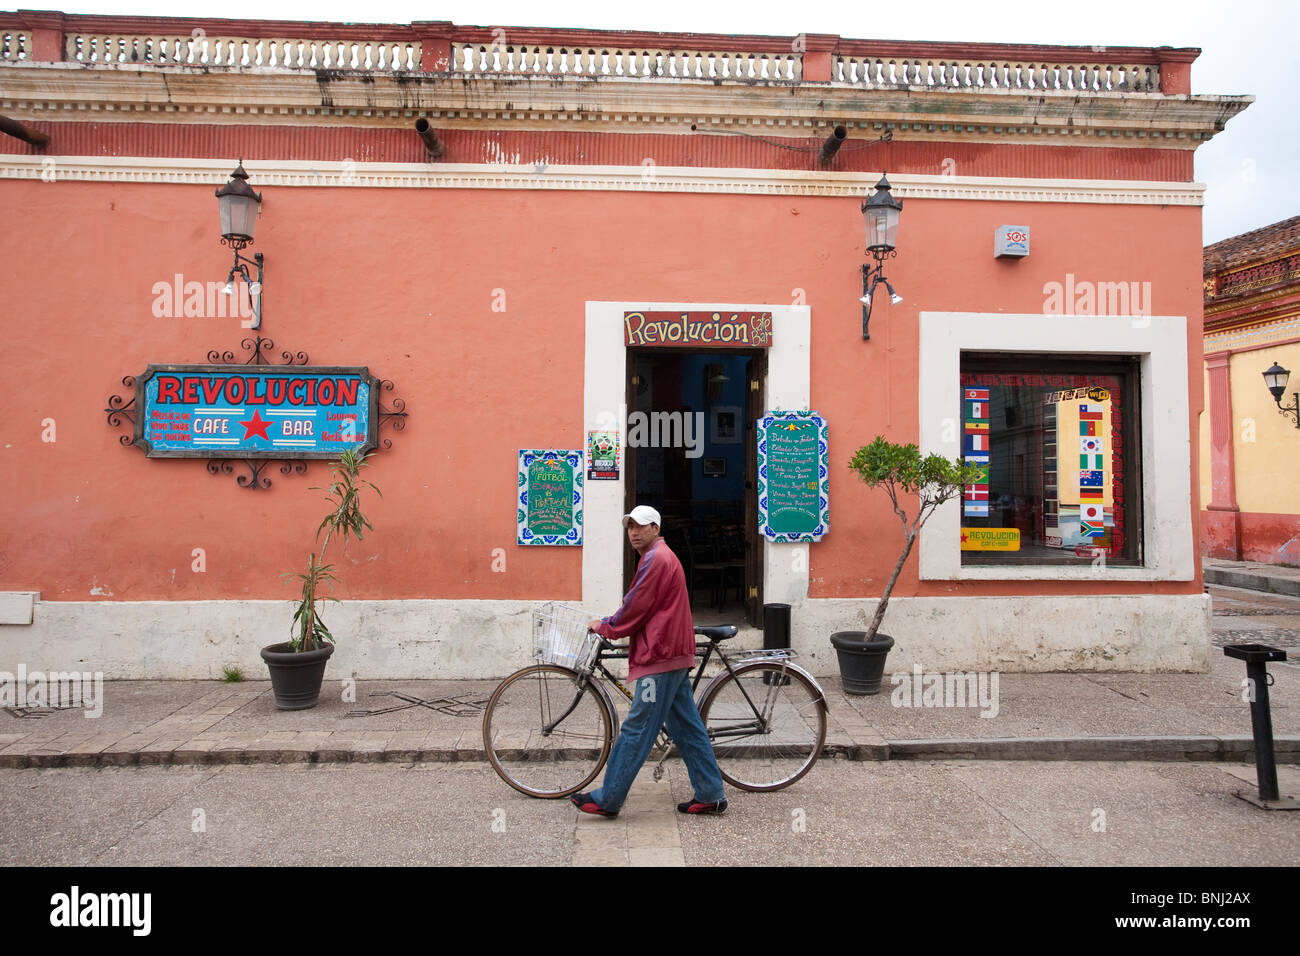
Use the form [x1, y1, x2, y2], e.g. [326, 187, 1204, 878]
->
[829, 631, 895, 696]
[260, 641, 335, 710]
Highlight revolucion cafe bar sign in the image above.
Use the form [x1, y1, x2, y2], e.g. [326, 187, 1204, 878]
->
[133, 365, 378, 458]
[624, 311, 772, 348]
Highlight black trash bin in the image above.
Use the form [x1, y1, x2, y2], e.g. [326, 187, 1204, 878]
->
[763, 603, 791, 650]
[763, 603, 791, 685]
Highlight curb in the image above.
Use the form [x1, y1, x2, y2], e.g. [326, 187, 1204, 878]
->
[881, 735, 1300, 761]
[3, 736, 1297, 769]
[1205, 566, 1300, 598]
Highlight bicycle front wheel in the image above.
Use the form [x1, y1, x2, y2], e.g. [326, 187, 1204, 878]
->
[699, 661, 827, 791]
[482, 664, 614, 799]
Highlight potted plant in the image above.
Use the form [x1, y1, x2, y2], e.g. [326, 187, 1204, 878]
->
[261, 446, 381, 710]
[832, 436, 984, 695]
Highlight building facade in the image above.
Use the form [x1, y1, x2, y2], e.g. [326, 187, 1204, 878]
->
[1201, 217, 1300, 565]
[0, 12, 1250, 677]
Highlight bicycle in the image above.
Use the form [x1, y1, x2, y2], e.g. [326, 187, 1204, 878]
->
[482, 602, 829, 799]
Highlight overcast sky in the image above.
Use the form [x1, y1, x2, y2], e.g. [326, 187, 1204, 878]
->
[47, 0, 1298, 244]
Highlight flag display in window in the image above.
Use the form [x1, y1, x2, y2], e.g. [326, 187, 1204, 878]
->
[964, 389, 991, 517]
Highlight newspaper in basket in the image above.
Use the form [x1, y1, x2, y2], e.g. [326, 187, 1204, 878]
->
[533, 602, 599, 669]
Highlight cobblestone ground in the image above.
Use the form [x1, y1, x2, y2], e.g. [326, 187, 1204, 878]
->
[1209, 585, 1300, 658]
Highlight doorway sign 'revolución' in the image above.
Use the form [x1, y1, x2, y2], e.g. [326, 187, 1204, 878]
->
[517, 449, 584, 546]
[758, 410, 829, 542]
[623, 311, 773, 348]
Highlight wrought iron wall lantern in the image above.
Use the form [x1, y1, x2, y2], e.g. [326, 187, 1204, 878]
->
[215, 159, 264, 330]
[1263, 362, 1300, 428]
[859, 173, 903, 340]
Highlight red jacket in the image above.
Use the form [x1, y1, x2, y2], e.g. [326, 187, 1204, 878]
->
[595, 538, 695, 680]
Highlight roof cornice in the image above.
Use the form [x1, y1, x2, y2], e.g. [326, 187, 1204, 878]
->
[0, 63, 1250, 146]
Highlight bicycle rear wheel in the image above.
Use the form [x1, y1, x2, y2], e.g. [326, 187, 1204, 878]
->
[482, 664, 614, 799]
[699, 661, 826, 791]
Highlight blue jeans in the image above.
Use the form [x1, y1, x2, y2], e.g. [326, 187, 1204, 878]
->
[590, 667, 726, 814]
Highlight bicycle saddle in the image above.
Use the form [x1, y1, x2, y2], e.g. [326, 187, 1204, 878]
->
[694, 625, 738, 641]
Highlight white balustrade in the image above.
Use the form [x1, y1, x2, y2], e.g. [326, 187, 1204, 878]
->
[62, 32, 420, 70]
[832, 55, 1159, 92]
[1, 31, 27, 60]
[450, 42, 802, 81]
[48, 29, 1162, 92]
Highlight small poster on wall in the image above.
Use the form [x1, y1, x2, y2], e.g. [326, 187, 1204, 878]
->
[757, 410, 829, 543]
[518, 450, 584, 546]
[586, 430, 620, 480]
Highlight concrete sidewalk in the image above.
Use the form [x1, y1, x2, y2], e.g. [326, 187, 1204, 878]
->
[2, 650, 1296, 769]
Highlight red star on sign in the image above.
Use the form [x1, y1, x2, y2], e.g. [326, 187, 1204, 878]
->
[240, 410, 273, 441]
[961, 532, 969, 543]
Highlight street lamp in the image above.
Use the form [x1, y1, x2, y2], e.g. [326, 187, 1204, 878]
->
[215, 159, 265, 329]
[860, 173, 903, 340]
[1263, 362, 1300, 428]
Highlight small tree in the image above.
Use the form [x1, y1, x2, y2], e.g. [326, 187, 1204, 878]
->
[285, 447, 381, 652]
[848, 436, 985, 639]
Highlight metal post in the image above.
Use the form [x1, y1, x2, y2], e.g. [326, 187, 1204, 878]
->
[1245, 658, 1280, 802]
[1223, 643, 1296, 809]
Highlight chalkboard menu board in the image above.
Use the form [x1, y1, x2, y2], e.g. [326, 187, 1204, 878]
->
[517, 449, 584, 545]
[757, 411, 829, 543]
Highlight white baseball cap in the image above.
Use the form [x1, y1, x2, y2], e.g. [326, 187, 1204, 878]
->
[622, 505, 662, 528]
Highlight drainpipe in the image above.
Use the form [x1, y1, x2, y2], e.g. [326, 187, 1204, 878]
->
[0, 114, 48, 149]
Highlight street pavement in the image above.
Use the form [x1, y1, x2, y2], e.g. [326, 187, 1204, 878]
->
[0, 759, 1295, 866]
[1, 568, 1298, 866]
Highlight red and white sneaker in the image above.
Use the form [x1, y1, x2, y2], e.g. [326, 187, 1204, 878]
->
[570, 792, 618, 818]
[676, 798, 728, 815]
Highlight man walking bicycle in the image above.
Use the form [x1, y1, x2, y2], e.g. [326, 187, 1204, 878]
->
[570, 505, 728, 818]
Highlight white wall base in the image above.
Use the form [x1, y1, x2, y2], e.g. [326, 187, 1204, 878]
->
[0, 593, 1209, 679]
[788, 593, 1211, 674]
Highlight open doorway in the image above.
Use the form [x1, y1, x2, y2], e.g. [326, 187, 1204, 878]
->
[623, 348, 765, 625]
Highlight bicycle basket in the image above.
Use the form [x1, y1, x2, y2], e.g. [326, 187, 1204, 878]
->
[532, 602, 599, 670]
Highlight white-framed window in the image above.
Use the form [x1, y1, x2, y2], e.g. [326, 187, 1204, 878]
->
[918, 312, 1195, 582]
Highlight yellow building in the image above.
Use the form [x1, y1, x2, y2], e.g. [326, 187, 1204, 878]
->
[1201, 217, 1300, 565]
